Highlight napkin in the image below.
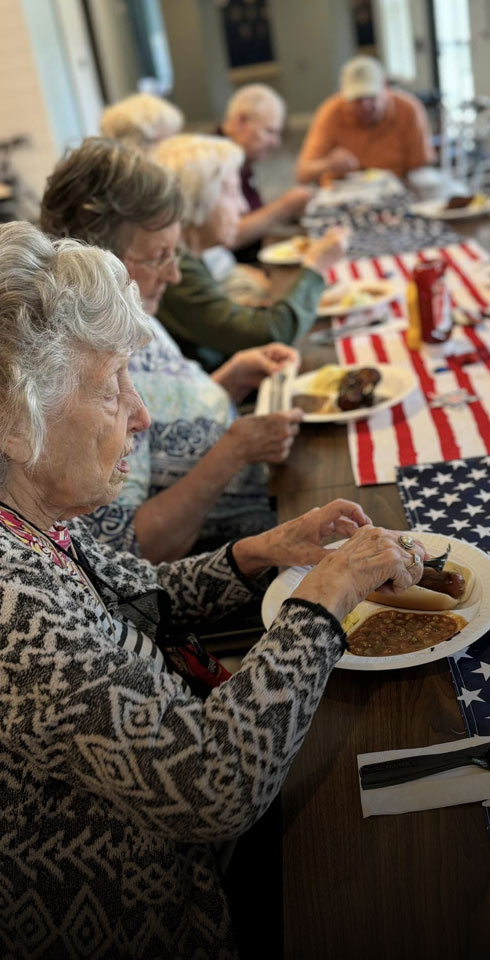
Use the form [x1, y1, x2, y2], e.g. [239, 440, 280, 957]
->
[254, 361, 296, 415]
[358, 736, 490, 818]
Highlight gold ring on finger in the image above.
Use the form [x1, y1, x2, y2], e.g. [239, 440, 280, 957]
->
[406, 551, 422, 570]
[399, 534, 415, 551]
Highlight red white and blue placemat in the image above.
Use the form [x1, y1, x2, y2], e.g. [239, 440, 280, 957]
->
[398, 454, 490, 834]
[330, 240, 490, 485]
[303, 195, 460, 260]
[397, 454, 490, 738]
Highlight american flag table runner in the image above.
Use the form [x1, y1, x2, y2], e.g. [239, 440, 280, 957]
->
[397, 455, 490, 739]
[398, 456, 490, 836]
[303, 195, 460, 260]
[328, 240, 490, 485]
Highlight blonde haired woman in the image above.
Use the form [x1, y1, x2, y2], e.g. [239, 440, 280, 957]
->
[152, 133, 348, 370]
[100, 91, 184, 150]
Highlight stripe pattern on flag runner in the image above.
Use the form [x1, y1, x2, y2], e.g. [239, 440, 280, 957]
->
[328, 242, 490, 485]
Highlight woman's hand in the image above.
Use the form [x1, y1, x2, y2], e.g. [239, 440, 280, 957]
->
[303, 226, 350, 277]
[214, 343, 300, 404]
[259, 342, 301, 371]
[232, 499, 371, 575]
[226, 409, 303, 466]
[292, 525, 426, 623]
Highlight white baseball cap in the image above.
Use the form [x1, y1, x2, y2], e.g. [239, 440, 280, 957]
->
[340, 56, 385, 101]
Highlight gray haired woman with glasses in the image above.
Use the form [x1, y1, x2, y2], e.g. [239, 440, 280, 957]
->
[41, 138, 303, 563]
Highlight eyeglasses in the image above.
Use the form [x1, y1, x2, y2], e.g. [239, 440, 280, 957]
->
[125, 245, 183, 273]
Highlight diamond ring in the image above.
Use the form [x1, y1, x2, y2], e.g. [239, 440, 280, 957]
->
[406, 552, 422, 570]
[399, 534, 415, 551]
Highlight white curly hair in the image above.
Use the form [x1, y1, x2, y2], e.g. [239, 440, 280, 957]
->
[0, 221, 151, 479]
[100, 93, 184, 150]
[152, 134, 245, 227]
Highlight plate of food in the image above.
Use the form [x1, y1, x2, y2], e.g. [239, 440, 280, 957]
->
[261, 532, 490, 671]
[409, 194, 490, 220]
[258, 235, 314, 266]
[317, 279, 399, 317]
[291, 362, 417, 423]
[307, 170, 404, 212]
[346, 168, 394, 185]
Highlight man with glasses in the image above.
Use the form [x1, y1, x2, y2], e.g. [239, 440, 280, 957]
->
[219, 84, 314, 262]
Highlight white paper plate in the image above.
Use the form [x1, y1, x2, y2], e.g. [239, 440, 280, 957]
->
[261, 532, 489, 671]
[305, 171, 404, 212]
[409, 198, 490, 220]
[258, 237, 310, 266]
[308, 315, 407, 342]
[291, 362, 417, 424]
[317, 279, 399, 317]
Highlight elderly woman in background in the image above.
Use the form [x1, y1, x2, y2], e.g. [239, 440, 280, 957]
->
[0, 221, 425, 960]
[100, 91, 184, 150]
[152, 133, 348, 370]
[100, 92, 268, 308]
[41, 137, 304, 562]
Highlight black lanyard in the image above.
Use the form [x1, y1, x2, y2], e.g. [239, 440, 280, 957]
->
[0, 499, 172, 631]
[0, 500, 230, 699]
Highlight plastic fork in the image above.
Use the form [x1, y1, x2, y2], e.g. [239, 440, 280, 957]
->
[422, 544, 451, 572]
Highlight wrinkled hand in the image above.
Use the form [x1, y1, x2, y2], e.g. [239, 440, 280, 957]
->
[279, 185, 315, 219]
[324, 147, 360, 179]
[259, 342, 301, 370]
[292, 525, 426, 622]
[261, 500, 371, 565]
[303, 226, 350, 276]
[232, 342, 300, 392]
[233, 500, 372, 578]
[214, 343, 300, 403]
[227, 409, 303, 466]
[229, 265, 271, 307]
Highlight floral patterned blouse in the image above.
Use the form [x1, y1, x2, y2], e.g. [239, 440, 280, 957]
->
[84, 319, 276, 555]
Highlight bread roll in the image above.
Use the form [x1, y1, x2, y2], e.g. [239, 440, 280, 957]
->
[366, 560, 475, 611]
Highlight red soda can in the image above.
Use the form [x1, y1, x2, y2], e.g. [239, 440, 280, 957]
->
[413, 259, 452, 343]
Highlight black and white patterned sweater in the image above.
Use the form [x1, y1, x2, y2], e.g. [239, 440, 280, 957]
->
[0, 516, 345, 959]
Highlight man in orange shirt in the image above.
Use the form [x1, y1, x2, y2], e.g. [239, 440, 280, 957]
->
[296, 56, 435, 184]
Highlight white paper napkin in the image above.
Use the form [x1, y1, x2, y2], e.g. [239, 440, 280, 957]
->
[254, 361, 297, 415]
[358, 736, 490, 818]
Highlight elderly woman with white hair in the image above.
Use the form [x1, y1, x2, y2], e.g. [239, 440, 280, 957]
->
[0, 220, 425, 959]
[100, 91, 184, 150]
[153, 133, 347, 370]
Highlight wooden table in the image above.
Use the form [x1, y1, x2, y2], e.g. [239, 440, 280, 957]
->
[273, 313, 490, 959]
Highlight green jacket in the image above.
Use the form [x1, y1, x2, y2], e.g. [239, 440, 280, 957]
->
[158, 250, 326, 370]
